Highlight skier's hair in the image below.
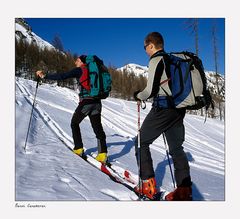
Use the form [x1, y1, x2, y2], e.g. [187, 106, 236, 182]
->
[144, 32, 164, 49]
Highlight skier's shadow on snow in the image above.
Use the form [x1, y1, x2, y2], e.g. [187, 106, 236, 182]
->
[108, 140, 134, 161]
[155, 151, 204, 200]
[85, 135, 134, 161]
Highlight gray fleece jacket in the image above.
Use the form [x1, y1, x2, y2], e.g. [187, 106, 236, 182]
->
[137, 50, 172, 101]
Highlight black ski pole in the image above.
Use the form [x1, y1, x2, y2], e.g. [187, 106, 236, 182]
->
[163, 133, 176, 188]
[24, 77, 40, 152]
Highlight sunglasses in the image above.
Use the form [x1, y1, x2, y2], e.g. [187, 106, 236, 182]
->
[144, 44, 150, 50]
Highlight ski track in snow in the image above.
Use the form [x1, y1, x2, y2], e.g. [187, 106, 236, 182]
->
[17, 77, 224, 175]
[16, 79, 74, 149]
[16, 78, 140, 201]
[55, 166, 91, 200]
[15, 78, 225, 201]
[100, 189, 136, 201]
[32, 79, 223, 176]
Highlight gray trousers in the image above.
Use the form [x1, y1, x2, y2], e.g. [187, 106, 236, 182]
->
[135, 107, 191, 187]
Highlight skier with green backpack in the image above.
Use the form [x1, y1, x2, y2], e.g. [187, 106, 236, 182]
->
[36, 55, 112, 163]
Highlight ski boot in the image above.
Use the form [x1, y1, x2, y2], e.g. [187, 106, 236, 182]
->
[165, 186, 192, 201]
[73, 148, 84, 156]
[134, 177, 158, 200]
[95, 152, 108, 164]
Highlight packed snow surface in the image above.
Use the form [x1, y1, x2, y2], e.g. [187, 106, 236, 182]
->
[15, 77, 224, 201]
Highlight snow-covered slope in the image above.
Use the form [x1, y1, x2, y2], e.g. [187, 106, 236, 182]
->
[15, 18, 55, 50]
[15, 77, 224, 201]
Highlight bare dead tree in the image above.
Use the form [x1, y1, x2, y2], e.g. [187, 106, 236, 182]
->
[212, 20, 223, 121]
[184, 18, 206, 116]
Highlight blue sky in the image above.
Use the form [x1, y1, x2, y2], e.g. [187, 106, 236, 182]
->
[25, 18, 225, 74]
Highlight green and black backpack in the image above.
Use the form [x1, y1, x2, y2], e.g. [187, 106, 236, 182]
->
[79, 55, 112, 99]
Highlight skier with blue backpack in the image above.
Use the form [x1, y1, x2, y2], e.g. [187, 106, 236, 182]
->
[36, 55, 112, 163]
[133, 32, 193, 201]
[134, 32, 213, 200]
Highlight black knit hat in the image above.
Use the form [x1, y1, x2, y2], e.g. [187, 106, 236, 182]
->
[79, 55, 87, 63]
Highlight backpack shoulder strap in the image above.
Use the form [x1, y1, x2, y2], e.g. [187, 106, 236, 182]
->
[150, 50, 169, 59]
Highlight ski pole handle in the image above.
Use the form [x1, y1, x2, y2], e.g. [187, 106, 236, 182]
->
[36, 76, 41, 88]
[140, 101, 146, 110]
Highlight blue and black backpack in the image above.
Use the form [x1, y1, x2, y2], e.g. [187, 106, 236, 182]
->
[79, 55, 112, 99]
[154, 51, 214, 111]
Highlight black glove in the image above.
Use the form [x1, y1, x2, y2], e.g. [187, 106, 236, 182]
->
[133, 90, 141, 101]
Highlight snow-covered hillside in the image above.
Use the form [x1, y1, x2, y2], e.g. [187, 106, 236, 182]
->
[15, 77, 224, 201]
[118, 63, 148, 77]
[15, 18, 55, 50]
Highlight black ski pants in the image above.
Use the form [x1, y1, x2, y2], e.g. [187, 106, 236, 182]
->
[135, 107, 191, 187]
[71, 100, 107, 153]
